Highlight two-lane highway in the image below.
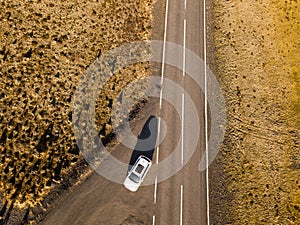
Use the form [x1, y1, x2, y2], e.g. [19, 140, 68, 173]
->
[153, 0, 208, 224]
[39, 0, 208, 224]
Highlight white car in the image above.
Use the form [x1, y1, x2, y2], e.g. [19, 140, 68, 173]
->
[123, 155, 152, 192]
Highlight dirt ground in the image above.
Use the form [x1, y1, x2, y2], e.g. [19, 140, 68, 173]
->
[0, 0, 155, 224]
[208, 0, 300, 224]
[1, 0, 299, 224]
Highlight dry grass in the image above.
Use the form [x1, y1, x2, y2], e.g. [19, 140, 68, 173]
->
[0, 0, 154, 209]
[213, 0, 299, 224]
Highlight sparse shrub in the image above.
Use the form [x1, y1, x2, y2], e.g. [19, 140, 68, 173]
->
[0, 0, 154, 209]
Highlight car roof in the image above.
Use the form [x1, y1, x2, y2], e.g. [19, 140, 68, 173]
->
[132, 156, 151, 173]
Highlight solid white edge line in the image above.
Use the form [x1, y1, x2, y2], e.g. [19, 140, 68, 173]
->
[159, 0, 169, 107]
[181, 93, 184, 165]
[203, 0, 210, 224]
[159, 89, 163, 109]
[157, 115, 161, 140]
[152, 215, 155, 225]
[154, 176, 158, 204]
[155, 0, 169, 216]
[156, 146, 160, 164]
[183, 19, 186, 77]
[156, 117, 161, 164]
[180, 185, 183, 225]
[161, 0, 169, 84]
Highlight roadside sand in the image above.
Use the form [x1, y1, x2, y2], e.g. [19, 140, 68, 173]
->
[209, 0, 300, 224]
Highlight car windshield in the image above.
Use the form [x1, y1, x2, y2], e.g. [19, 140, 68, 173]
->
[129, 173, 140, 183]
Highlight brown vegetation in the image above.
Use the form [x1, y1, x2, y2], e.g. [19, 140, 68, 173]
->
[0, 0, 153, 218]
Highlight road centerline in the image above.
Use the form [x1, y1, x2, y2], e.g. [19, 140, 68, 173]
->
[180, 184, 183, 225]
[154, 176, 158, 204]
[181, 93, 185, 165]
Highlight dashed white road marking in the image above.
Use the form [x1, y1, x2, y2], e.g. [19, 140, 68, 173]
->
[154, 176, 158, 204]
[181, 93, 185, 165]
[180, 185, 183, 225]
[152, 215, 155, 225]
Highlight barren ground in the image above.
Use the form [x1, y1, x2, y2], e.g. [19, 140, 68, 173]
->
[0, 0, 155, 224]
[0, 0, 299, 224]
[208, 0, 300, 224]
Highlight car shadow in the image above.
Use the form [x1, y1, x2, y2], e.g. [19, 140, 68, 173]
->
[127, 115, 158, 172]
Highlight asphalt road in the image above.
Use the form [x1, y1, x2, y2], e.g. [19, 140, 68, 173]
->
[154, 0, 207, 224]
[40, 0, 207, 224]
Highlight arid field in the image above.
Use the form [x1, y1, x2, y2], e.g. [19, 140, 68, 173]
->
[0, 0, 299, 224]
[209, 0, 300, 224]
[0, 0, 153, 223]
